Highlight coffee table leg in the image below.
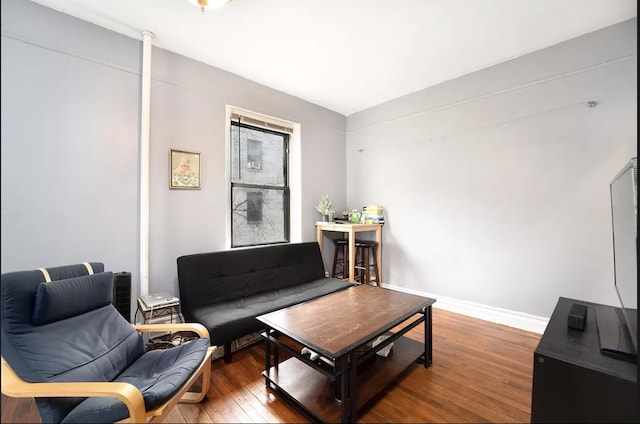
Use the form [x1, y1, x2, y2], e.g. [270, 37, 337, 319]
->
[264, 332, 271, 382]
[423, 306, 433, 368]
[338, 355, 349, 422]
[348, 351, 357, 422]
[338, 352, 358, 423]
[273, 331, 280, 365]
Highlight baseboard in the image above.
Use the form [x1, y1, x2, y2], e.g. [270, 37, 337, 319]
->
[382, 283, 549, 334]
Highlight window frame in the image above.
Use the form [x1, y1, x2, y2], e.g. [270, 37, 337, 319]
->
[229, 119, 290, 248]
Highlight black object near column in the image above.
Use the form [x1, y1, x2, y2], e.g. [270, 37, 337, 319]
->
[531, 297, 637, 423]
[113, 271, 132, 322]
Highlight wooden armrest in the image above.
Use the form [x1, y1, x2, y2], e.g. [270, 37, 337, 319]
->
[132, 322, 210, 339]
[1, 357, 146, 423]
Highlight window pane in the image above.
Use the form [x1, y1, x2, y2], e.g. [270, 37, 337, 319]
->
[247, 191, 263, 222]
[247, 139, 263, 170]
[231, 124, 285, 186]
[232, 187, 287, 247]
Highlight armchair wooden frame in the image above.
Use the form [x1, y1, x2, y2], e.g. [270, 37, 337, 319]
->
[1, 322, 216, 423]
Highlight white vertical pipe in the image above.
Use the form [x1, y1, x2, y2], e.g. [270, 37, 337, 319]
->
[140, 30, 154, 296]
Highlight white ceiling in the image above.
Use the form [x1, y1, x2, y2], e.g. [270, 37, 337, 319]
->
[30, 0, 637, 116]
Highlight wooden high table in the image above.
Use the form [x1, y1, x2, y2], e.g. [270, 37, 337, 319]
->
[316, 222, 383, 284]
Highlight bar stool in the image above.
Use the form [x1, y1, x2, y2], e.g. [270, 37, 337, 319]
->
[331, 238, 349, 280]
[354, 240, 380, 286]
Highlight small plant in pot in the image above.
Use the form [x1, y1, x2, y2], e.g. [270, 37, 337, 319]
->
[316, 194, 336, 221]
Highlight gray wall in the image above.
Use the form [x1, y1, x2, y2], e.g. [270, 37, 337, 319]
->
[1, 0, 347, 310]
[346, 18, 637, 318]
[1, 0, 141, 280]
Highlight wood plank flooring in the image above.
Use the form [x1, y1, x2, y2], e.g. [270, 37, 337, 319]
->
[1, 308, 541, 423]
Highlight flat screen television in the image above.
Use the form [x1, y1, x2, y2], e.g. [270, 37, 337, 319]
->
[596, 157, 638, 363]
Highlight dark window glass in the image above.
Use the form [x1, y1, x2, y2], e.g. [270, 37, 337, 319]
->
[247, 191, 263, 222]
[230, 120, 289, 247]
[247, 139, 263, 170]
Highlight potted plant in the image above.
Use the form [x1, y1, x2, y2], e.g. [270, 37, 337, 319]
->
[316, 194, 336, 222]
[349, 209, 362, 223]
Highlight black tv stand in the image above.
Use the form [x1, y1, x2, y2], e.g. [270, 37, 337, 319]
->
[531, 297, 638, 423]
[595, 305, 637, 363]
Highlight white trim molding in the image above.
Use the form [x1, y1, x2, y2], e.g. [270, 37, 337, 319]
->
[383, 283, 549, 334]
[224, 105, 302, 248]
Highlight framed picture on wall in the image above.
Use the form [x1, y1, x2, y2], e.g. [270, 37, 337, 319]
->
[170, 149, 201, 189]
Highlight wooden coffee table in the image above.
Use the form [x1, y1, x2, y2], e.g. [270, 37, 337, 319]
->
[257, 285, 436, 423]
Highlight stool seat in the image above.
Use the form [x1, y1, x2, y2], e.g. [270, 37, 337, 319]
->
[355, 240, 376, 247]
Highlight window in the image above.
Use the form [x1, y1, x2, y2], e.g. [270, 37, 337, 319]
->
[230, 112, 291, 248]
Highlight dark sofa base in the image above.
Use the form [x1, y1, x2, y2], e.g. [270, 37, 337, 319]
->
[190, 277, 352, 362]
[178, 242, 354, 363]
[206, 331, 262, 362]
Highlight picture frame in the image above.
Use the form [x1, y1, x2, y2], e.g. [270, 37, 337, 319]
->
[170, 149, 201, 189]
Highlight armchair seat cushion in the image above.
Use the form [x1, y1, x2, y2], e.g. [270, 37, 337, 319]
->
[61, 337, 210, 423]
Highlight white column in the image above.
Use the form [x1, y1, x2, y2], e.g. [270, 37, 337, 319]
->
[139, 30, 154, 296]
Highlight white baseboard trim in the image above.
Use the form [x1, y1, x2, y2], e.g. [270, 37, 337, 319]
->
[382, 283, 549, 334]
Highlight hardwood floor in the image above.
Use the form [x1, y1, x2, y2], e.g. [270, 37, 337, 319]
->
[1, 308, 541, 423]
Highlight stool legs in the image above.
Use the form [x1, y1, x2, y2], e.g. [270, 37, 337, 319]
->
[363, 248, 370, 285]
[354, 243, 380, 286]
[371, 245, 380, 286]
[332, 240, 349, 280]
[342, 244, 349, 279]
[332, 245, 340, 278]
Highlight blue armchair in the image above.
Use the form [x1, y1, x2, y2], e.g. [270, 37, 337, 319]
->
[1, 263, 215, 423]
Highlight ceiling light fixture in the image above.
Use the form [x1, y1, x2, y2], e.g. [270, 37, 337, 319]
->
[188, 0, 233, 13]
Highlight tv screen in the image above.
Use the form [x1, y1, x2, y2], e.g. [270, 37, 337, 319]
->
[598, 157, 638, 361]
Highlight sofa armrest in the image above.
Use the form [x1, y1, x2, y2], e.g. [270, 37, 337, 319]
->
[1, 356, 146, 423]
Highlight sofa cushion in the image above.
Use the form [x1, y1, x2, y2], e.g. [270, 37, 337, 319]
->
[32, 272, 113, 325]
[178, 242, 326, 313]
[61, 337, 210, 423]
[189, 278, 352, 346]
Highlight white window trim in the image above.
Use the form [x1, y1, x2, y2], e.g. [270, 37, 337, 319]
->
[225, 105, 302, 249]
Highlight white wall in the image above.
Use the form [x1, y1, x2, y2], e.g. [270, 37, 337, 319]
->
[346, 18, 637, 321]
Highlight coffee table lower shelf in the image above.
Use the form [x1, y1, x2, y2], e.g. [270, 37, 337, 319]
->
[262, 336, 423, 422]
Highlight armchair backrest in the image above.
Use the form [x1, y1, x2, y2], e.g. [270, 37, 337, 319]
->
[1, 263, 145, 423]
